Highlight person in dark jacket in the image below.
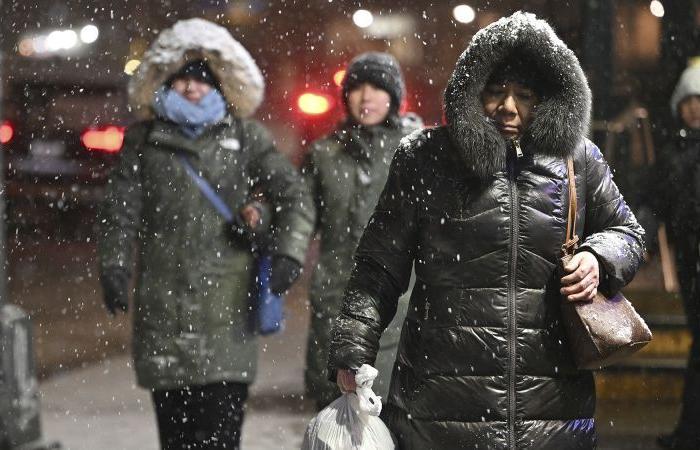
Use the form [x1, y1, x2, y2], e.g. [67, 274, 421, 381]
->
[329, 12, 645, 449]
[657, 65, 700, 450]
[303, 52, 422, 409]
[98, 18, 313, 450]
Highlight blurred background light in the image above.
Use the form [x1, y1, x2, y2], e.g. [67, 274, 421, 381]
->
[650, 1, 665, 18]
[124, 59, 141, 75]
[18, 38, 34, 56]
[18, 26, 97, 57]
[353, 9, 374, 28]
[81, 126, 126, 153]
[365, 14, 416, 39]
[32, 36, 47, 53]
[0, 121, 15, 145]
[80, 25, 99, 44]
[46, 29, 78, 51]
[333, 69, 346, 87]
[453, 4, 476, 24]
[298, 92, 334, 115]
[46, 30, 64, 51]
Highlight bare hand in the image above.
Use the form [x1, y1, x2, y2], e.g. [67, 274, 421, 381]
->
[336, 369, 357, 393]
[240, 204, 262, 230]
[560, 251, 600, 302]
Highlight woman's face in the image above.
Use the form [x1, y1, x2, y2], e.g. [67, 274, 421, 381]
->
[170, 76, 212, 104]
[481, 81, 538, 138]
[347, 82, 392, 126]
[679, 95, 700, 130]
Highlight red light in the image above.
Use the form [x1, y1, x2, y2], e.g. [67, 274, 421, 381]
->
[1, 120, 14, 144]
[81, 126, 125, 153]
[333, 70, 346, 87]
[298, 92, 334, 116]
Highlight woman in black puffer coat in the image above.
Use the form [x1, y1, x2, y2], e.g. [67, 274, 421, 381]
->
[328, 12, 645, 450]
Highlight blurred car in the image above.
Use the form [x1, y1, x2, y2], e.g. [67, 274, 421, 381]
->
[2, 80, 128, 239]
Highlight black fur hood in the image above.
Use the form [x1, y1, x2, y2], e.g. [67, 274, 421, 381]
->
[444, 11, 592, 180]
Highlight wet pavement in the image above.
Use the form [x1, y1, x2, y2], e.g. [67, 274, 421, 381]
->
[40, 355, 315, 449]
[36, 295, 679, 449]
[39, 361, 680, 449]
[39, 277, 317, 449]
[38, 350, 679, 449]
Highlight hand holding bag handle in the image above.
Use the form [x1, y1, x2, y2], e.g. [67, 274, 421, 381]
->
[560, 157, 652, 370]
[177, 154, 285, 336]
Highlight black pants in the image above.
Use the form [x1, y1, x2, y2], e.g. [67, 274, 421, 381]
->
[152, 382, 248, 450]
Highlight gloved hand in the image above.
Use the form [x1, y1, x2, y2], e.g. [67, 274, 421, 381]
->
[269, 255, 302, 295]
[100, 268, 130, 315]
[240, 201, 271, 231]
[229, 201, 272, 250]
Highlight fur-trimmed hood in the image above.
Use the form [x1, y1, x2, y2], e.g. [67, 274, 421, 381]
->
[129, 18, 264, 119]
[444, 11, 591, 181]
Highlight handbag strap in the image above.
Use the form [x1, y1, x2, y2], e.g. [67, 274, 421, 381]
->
[562, 157, 579, 257]
[178, 154, 235, 223]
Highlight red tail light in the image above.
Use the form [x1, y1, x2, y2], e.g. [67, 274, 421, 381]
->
[298, 92, 334, 116]
[81, 125, 125, 153]
[1, 120, 14, 144]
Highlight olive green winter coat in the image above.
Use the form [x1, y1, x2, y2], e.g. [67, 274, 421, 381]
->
[302, 118, 420, 407]
[99, 116, 314, 390]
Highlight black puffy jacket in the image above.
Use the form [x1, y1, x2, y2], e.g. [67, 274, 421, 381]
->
[658, 128, 700, 312]
[328, 12, 645, 450]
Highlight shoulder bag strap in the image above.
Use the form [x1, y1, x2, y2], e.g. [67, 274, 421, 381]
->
[562, 156, 579, 257]
[177, 154, 235, 223]
[175, 118, 246, 223]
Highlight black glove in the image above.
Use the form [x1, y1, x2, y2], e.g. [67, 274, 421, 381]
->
[228, 217, 249, 244]
[269, 255, 302, 295]
[229, 201, 273, 251]
[100, 268, 130, 315]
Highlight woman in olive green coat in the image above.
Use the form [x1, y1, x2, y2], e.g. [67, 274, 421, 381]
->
[98, 18, 313, 449]
[303, 52, 422, 409]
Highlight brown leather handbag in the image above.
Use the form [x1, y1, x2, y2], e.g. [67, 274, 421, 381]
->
[560, 157, 652, 370]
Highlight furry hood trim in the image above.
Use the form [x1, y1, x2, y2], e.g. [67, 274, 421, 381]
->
[129, 18, 264, 119]
[444, 11, 591, 180]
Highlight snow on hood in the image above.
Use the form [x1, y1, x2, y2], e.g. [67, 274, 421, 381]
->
[129, 18, 264, 119]
[444, 11, 592, 181]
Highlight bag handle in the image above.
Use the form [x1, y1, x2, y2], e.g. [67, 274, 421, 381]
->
[562, 157, 579, 257]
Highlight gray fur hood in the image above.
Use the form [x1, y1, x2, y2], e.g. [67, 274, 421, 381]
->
[444, 11, 592, 181]
[129, 18, 264, 119]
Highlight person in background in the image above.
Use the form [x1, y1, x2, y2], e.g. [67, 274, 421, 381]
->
[98, 18, 313, 450]
[302, 52, 423, 410]
[330, 12, 645, 449]
[657, 64, 700, 450]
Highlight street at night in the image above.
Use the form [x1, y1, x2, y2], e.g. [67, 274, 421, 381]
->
[1, 1, 700, 449]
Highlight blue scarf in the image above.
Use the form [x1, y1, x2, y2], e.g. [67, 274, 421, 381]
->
[153, 86, 227, 138]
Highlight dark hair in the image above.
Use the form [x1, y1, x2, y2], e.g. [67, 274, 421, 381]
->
[486, 54, 548, 98]
[167, 60, 221, 90]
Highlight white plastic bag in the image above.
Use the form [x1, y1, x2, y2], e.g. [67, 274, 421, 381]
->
[301, 364, 395, 450]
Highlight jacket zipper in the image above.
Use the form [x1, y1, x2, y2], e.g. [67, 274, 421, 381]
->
[512, 138, 524, 159]
[507, 144, 520, 449]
